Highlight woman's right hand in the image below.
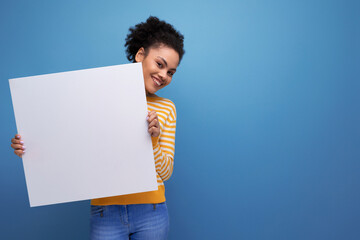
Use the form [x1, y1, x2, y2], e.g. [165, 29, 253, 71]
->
[11, 134, 25, 158]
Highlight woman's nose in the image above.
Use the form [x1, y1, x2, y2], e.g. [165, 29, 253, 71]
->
[159, 69, 167, 80]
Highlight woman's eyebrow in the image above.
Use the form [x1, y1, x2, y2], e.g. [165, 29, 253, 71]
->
[157, 56, 177, 71]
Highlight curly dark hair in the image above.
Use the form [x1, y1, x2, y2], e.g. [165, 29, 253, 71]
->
[125, 16, 185, 64]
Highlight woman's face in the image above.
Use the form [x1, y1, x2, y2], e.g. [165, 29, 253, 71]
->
[135, 45, 180, 95]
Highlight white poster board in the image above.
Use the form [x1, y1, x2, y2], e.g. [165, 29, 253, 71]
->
[9, 63, 158, 207]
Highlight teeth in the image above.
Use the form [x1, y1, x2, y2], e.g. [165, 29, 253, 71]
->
[153, 78, 161, 86]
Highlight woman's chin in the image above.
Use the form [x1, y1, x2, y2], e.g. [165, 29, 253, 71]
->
[146, 88, 157, 95]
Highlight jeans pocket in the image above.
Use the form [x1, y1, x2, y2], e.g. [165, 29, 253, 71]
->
[91, 205, 105, 217]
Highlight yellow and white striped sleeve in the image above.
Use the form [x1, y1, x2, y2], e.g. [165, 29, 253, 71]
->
[151, 100, 176, 182]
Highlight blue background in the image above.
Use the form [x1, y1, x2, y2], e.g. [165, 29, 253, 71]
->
[1, 0, 359, 239]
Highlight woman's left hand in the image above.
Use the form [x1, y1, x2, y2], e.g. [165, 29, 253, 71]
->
[147, 111, 160, 138]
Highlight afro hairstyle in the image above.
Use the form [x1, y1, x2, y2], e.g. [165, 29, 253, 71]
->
[125, 16, 185, 64]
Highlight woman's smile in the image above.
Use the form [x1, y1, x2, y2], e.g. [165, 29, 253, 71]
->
[152, 75, 163, 87]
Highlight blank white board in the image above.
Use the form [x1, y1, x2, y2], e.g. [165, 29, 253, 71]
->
[9, 63, 158, 207]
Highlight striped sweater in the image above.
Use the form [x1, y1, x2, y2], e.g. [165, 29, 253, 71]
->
[90, 96, 176, 205]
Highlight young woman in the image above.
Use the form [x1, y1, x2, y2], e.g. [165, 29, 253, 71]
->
[10, 16, 185, 240]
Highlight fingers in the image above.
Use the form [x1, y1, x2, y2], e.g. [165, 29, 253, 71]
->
[148, 118, 159, 128]
[148, 126, 160, 137]
[147, 111, 160, 137]
[11, 134, 25, 158]
[11, 137, 23, 144]
[147, 111, 159, 127]
[147, 111, 158, 123]
[11, 143, 25, 150]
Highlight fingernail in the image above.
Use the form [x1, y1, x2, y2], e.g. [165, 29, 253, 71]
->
[146, 116, 149, 120]
[16, 135, 20, 139]
[20, 141, 24, 144]
[22, 146, 26, 150]
[23, 150, 26, 153]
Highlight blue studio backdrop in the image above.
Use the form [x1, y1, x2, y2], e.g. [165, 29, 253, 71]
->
[1, 0, 359, 239]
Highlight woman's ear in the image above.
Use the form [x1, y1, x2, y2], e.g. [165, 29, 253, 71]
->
[135, 47, 145, 62]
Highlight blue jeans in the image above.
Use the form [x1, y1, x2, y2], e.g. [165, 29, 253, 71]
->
[90, 202, 169, 240]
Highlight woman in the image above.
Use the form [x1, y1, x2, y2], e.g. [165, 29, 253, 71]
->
[10, 16, 185, 240]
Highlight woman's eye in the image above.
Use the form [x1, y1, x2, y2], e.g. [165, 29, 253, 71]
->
[168, 72, 174, 77]
[157, 62, 162, 68]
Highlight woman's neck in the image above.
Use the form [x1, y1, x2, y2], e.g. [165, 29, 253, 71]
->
[146, 91, 158, 97]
